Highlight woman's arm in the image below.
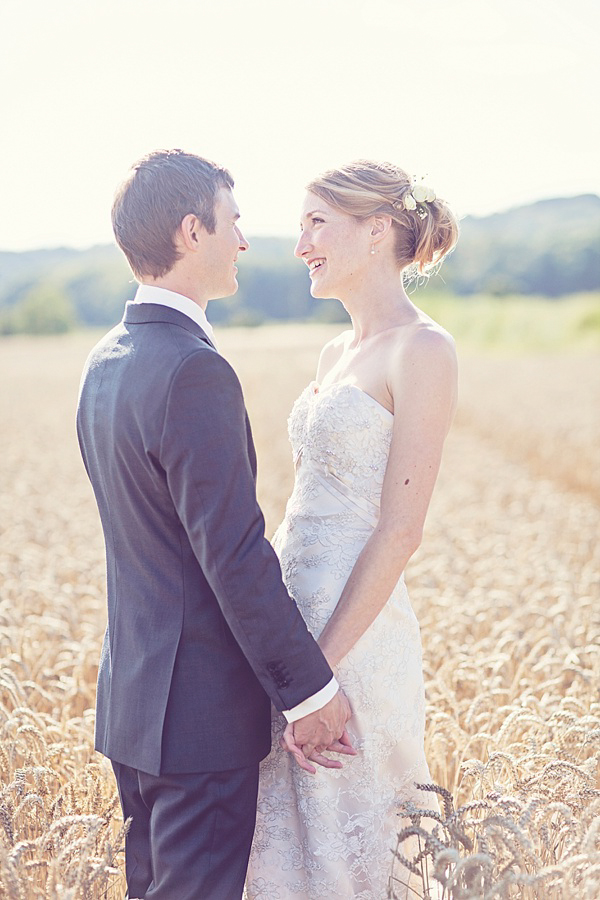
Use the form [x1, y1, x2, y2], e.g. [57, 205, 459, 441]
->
[317, 327, 458, 668]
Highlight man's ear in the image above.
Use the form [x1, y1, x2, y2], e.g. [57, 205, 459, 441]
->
[179, 214, 203, 251]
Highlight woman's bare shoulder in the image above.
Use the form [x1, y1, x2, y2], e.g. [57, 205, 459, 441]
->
[392, 317, 457, 367]
[385, 319, 457, 410]
[316, 329, 353, 381]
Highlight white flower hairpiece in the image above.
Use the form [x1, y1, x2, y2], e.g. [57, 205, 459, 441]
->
[392, 182, 436, 219]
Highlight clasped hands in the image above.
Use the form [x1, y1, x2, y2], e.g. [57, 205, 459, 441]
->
[280, 689, 356, 774]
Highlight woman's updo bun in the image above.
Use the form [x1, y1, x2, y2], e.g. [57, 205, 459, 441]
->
[306, 160, 459, 275]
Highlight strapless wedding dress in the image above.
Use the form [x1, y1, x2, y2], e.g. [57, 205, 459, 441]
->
[245, 381, 438, 900]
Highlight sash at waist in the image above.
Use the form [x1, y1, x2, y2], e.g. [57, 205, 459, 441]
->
[301, 460, 380, 530]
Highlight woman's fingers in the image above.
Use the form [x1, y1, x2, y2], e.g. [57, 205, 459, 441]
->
[279, 724, 357, 772]
[279, 730, 317, 775]
[306, 750, 343, 769]
[331, 729, 358, 754]
[326, 739, 356, 756]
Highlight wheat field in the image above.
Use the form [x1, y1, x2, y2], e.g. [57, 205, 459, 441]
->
[0, 325, 599, 898]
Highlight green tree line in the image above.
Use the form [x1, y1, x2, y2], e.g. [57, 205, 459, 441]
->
[1, 195, 598, 335]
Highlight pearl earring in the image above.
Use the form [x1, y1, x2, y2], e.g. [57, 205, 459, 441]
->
[370, 244, 375, 255]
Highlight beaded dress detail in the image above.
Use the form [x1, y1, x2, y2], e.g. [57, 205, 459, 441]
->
[245, 382, 437, 900]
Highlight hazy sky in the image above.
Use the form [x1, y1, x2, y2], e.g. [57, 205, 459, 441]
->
[1, 0, 598, 251]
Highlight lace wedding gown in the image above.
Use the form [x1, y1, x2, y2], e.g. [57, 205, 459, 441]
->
[245, 381, 438, 900]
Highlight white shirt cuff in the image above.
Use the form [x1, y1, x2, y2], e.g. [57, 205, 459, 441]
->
[282, 676, 339, 723]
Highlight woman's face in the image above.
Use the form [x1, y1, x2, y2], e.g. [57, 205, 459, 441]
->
[294, 192, 371, 299]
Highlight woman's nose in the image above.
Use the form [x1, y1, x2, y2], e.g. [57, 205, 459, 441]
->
[294, 231, 310, 258]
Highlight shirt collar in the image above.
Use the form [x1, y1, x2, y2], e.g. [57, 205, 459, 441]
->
[132, 284, 216, 346]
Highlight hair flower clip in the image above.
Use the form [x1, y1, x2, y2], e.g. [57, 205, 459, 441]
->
[412, 184, 436, 203]
[392, 183, 436, 218]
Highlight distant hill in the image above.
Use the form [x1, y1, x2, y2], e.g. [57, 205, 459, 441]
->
[443, 194, 600, 296]
[1, 195, 598, 332]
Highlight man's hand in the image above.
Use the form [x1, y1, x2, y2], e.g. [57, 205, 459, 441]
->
[280, 690, 355, 774]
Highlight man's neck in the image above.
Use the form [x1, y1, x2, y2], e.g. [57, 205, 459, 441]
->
[141, 274, 208, 311]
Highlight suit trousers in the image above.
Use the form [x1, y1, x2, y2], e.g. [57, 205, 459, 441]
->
[112, 760, 259, 899]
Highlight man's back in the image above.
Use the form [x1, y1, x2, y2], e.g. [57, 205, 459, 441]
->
[77, 304, 273, 775]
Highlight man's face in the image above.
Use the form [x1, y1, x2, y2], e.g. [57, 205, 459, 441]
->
[201, 187, 248, 300]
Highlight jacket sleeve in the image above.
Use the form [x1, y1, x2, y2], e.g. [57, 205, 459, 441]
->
[160, 348, 334, 711]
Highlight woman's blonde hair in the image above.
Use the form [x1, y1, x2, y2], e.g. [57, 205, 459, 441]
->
[307, 160, 459, 274]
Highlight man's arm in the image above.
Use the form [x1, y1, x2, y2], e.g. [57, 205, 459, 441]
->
[283, 677, 339, 722]
[160, 348, 335, 712]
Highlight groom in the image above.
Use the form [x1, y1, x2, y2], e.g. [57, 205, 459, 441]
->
[76, 150, 350, 899]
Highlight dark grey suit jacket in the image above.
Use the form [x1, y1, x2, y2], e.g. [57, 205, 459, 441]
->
[76, 302, 333, 776]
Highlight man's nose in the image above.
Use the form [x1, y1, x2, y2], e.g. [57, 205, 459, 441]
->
[236, 227, 249, 252]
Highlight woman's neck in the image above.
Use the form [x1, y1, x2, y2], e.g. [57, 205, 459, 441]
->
[339, 267, 419, 345]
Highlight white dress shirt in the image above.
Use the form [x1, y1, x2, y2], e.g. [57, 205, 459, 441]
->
[132, 283, 338, 723]
[133, 283, 217, 345]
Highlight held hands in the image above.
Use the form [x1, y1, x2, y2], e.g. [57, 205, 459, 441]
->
[280, 690, 356, 774]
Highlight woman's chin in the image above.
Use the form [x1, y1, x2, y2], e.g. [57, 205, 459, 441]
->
[310, 280, 334, 300]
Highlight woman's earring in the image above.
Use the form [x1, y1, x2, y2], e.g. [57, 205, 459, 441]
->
[370, 244, 375, 255]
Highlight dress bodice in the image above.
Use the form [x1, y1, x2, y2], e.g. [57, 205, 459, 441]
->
[247, 380, 436, 900]
[288, 381, 393, 509]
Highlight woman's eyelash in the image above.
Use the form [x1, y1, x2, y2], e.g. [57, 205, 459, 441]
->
[299, 217, 324, 231]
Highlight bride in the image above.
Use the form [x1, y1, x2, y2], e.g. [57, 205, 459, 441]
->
[245, 160, 459, 899]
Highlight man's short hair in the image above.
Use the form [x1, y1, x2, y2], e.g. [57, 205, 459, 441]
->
[112, 149, 234, 279]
